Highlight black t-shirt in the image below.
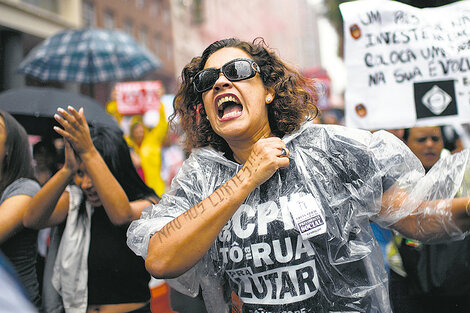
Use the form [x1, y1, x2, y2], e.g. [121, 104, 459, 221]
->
[213, 160, 378, 313]
[87, 207, 150, 305]
[399, 236, 470, 297]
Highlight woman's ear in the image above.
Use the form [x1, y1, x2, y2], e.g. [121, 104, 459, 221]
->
[265, 88, 275, 104]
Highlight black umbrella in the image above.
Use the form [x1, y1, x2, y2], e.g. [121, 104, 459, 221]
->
[0, 86, 120, 137]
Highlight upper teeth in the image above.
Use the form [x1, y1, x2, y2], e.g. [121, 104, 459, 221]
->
[217, 95, 239, 108]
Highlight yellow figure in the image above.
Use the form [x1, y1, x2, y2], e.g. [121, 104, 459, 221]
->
[105, 91, 124, 125]
[126, 105, 168, 197]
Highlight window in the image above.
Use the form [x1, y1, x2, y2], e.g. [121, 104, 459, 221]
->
[136, 0, 145, 9]
[139, 27, 148, 47]
[83, 1, 96, 27]
[192, 0, 203, 24]
[178, 0, 191, 7]
[124, 19, 133, 36]
[163, 6, 170, 25]
[154, 34, 162, 56]
[104, 9, 115, 29]
[22, 0, 58, 13]
[166, 42, 173, 60]
[151, 0, 159, 17]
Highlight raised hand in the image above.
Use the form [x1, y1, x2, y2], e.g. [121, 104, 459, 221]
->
[54, 106, 94, 158]
[62, 139, 78, 173]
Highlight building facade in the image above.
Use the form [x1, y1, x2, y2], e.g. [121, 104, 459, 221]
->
[83, 0, 176, 97]
[0, 0, 176, 105]
[1, 0, 330, 104]
[170, 0, 322, 79]
[0, 0, 81, 91]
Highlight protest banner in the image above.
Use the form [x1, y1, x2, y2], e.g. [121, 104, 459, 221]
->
[340, 0, 470, 130]
[115, 81, 163, 115]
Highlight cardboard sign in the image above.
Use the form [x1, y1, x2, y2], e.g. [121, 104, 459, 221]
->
[340, 0, 470, 130]
[116, 81, 163, 115]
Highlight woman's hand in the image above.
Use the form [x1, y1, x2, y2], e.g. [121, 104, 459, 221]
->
[63, 139, 79, 173]
[54, 106, 95, 158]
[240, 137, 290, 189]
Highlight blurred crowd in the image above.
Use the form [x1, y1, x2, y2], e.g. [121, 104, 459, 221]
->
[1, 37, 470, 313]
[0, 84, 189, 313]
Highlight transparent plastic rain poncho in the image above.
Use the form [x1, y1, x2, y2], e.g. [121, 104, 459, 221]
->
[127, 123, 470, 313]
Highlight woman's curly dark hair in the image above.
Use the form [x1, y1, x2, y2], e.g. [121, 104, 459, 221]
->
[0, 110, 37, 195]
[172, 37, 318, 154]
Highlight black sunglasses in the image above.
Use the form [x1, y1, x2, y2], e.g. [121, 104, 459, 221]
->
[193, 58, 260, 93]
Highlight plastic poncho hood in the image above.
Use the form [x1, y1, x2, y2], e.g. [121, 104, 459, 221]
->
[128, 123, 470, 313]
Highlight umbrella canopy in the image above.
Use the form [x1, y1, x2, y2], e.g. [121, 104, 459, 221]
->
[17, 28, 162, 83]
[0, 86, 120, 137]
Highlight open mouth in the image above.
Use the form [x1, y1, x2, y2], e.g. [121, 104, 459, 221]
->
[423, 150, 437, 156]
[85, 191, 100, 203]
[217, 95, 243, 120]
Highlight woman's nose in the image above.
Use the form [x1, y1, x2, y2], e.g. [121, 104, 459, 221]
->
[425, 138, 435, 147]
[80, 174, 93, 189]
[213, 73, 232, 91]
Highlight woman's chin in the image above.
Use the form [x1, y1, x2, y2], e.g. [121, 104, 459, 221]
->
[87, 197, 102, 207]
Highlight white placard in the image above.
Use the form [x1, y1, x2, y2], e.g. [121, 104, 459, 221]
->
[340, 0, 470, 130]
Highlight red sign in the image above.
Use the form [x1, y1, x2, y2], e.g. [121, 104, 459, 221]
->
[116, 81, 163, 115]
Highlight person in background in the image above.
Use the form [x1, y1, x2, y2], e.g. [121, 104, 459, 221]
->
[127, 119, 146, 180]
[386, 129, 405, 142]
[441, 124, 464, 154]
[127, 38, 470, 313]
[369, 128, 404, 274]
[388, 126, 470, 313]
[24, 107, 158, 313]
[0, 250, 38, 313]
[320, 108, 344, 125]
[405, 126, 444, 171]
[32, 139, 61, 294]
[33, 140, 60, 186]
[108, 82, 169, 197]
[0, 110, 42, 311]
[105, 85, 124, 126]
[126, 105, 169, 197]
[161, 126, 186, 190]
